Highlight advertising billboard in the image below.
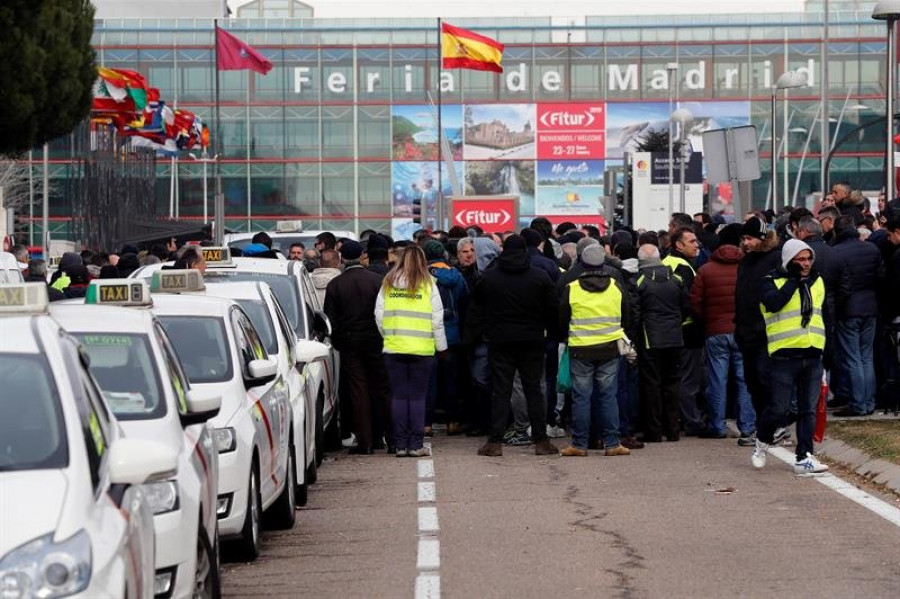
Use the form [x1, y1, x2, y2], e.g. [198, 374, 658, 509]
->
[463, 104, 536, 160]
[450, 196, 518, 233]
[392, 104, 463, 161]
[536, 103, 605, 160]
[535, 160, 605, 216]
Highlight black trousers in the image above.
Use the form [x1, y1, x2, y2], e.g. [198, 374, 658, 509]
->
[738, 341, 771, 429]
[639, 347, 682, 440]
[340, 349, 392, 449]
[488, 342, 548, 444]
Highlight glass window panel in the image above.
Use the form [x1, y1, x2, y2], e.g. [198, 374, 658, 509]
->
[322, 163, 353, 217]
[250, 106, 284, 158]
[285, 106, 320, 159]
[358, 106, 390, 160]
[322, 106, 353, 159]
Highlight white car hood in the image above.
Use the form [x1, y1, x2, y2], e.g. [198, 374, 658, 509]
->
[0, 470, 67, 555]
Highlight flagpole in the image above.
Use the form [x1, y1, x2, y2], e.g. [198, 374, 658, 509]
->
[436, 17, 443, 231]
[213, 19, 224, 244]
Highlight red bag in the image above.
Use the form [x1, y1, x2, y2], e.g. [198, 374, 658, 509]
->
[814, 373, 828, 443]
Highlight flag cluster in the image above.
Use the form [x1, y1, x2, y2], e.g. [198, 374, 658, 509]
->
[92, 67, 209, 157]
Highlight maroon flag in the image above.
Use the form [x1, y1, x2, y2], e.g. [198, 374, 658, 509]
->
[216, 27, 273, 74]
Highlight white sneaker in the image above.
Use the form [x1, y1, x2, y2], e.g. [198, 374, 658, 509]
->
[794, 452, 828, 475]
[341, 433, 357, 448]
[751, 439, 769, 469]
[546, 424, 567, 438]
[408, 446, 432, 457]
[773, 427, 791, 444]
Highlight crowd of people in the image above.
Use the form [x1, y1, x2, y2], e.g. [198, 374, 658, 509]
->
[17, 180, 900, 474]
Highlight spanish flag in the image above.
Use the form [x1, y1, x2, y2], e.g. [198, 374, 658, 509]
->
[441, 23, 504, 73]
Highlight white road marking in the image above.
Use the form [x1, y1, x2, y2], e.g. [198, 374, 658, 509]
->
[418, 506, 440, 533]
[415, 574, 441, 599]
[417, 537, 441, 570]
[418, 459, 434, 479]
[769, 446, 900, 528]
[418, 481, 436, 502]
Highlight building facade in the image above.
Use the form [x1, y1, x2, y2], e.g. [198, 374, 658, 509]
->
[32, 2, 891, 239]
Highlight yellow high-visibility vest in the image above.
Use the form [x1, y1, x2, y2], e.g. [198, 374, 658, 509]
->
[567, 280, 624, 347]
[382, 283, 435, 356]
[761, 277, 826, 356]
[662, 254, 695, 326]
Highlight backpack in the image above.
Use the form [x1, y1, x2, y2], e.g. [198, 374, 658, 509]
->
[429, 267, 456, 322]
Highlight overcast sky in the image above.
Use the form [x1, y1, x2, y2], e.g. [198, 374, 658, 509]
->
[230, 0, 809, 19]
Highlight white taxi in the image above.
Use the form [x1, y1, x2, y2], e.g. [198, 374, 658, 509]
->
[146, 271, 295, 560]
[50, 279, 223, 599]
[133, 248, 338, 466]
[0, 283, 176, 599]
[204, 280, 329, 505]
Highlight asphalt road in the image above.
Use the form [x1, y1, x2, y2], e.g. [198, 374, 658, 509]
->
[222, 435, 900, 598]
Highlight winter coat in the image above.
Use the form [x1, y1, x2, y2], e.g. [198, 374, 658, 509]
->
[367, 261, 390, 278]
[664, 248, 703, 348]
[734, 231, 782, 348]
[472, 246, 558, 345]
[310, 267, 342, 307]
[528, 246, 561, 284]
[324, 265, 385, 352]
[831, 229, 883, 319]
[427, 259, 468, 346]
[690, 244, 744, 337]
[635, 264, 690, 350]
[559, 269, 639, 360]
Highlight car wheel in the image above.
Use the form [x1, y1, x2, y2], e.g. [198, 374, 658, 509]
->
[194, 524, 221, 599]
[234, 458, 262, 561]
[268, 440, 296, 529]
[315, 391, 325, 467]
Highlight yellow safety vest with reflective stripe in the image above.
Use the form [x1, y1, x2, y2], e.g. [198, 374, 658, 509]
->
[661, 254, 695, 326]
[382, 283, 435, 356]
[567, 280, 624, 347]
[761, 277, 826, 356]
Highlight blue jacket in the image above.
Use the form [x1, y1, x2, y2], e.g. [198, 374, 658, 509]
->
[428, 260, 469, 346]
[528, 246, 561, 283]
[831, 230, 882, 318]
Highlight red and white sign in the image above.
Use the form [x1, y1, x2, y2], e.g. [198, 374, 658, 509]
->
[451, 196, 518, 233]
[537, 103, 605, 160]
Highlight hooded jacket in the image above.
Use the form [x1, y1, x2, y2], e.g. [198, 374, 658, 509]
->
[690, 244, 744, 337]
[472, 245, 558, 345]
[760, 266, 827, 358]
[635, 264, 690, 350]
[428, 259, 468, 346]
[559, 268, 638, 360]
[734, 231, 782, 347]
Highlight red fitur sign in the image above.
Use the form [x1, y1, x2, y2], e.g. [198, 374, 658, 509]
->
[536, 103, 606, 160]
[451, 197, 518, 232]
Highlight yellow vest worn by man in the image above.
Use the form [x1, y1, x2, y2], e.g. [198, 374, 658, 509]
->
[567, 281, 624, 348]
[761, 277, 826, 356]
[382, 283, 435, 356]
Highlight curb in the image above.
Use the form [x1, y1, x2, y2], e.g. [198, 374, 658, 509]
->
[816, 436, 900, 495]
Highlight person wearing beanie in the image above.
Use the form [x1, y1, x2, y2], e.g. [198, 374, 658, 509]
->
[558, 242, 637, 457]
[325, 236, 393, 455]
[116, 253, 141, 278]
[752, 238, 830, 474]
[828, 215, 882, 416]
[735, 216, 783, 436]
[690, 223, 756, 443]
[634, 244, 690, 442]
[62, 266, 91, 299]
[365, 234, 391, 277]
[472, 234, 560, 457]
[50, 252, 84, 289]
[520, 227, 560, 283]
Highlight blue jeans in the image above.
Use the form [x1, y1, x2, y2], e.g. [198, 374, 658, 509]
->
[570, 356, 619, 449]
[705, 334, 756, 435]
[758, 355, 822, 460]
[836, 316, 877, 413]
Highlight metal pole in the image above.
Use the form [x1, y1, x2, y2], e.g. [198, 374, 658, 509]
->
[214, 19, 224, 245]
[169, 156, 175, 218]
[42, 144, 49, 259]
[820, 0, 830, 195]
[668, 72, 675, 214]
[28, 150, 34, 247]
[679, 120, 687, 213]
[793, 102, 823, 205]
[783, 88, 790, 209]
[887, 17, 896, 202]
[771, 91, 778, 209]
[203, 156, 208, 225]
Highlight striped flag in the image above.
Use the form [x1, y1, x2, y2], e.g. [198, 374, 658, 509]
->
[441, 23, 504, 73]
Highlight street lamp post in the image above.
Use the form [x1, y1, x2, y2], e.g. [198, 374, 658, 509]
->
[873, 1, 900, 202]
[667, 63, 678, 214]
[771, 70, 808, 210]
[672, 108, 694, 213]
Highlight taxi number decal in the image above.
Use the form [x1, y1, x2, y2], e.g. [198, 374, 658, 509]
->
[202, 248, 224, 262]
[83, 335, 133, 347]
[0, 287, 24, 306]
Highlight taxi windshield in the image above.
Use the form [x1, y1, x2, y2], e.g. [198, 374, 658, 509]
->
[0, 354, 68, 472]
[229, 235, 314, 254]
[235, 300, 277, 355]
[158, 316, 234, 384]
[73, 334, 166, 420]
[206, 272, 303, 335]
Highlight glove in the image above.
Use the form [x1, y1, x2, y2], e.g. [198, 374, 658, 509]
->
[786, 261, 803, 278]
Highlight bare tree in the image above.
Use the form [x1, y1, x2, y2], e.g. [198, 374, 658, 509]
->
[0, 158, 32, 210]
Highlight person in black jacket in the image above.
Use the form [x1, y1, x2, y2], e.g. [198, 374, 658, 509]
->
[635, 244, 690, 442]
[324, 242, 393, 454]
[521, 227, 561, 284]
[734, 217, 782, 425]
[473, 234, 559, 457]
[830, 216, 883, 416]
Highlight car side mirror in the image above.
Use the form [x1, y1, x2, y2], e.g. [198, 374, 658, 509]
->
[181, 389, 222, 426]
[313, 310, 332, 341]
[108, 438, 178, 485]
[295, 339, 330, 368]
[246, 358, 278, 387]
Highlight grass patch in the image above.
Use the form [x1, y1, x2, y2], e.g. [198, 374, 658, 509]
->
[827, 420, 900, 464]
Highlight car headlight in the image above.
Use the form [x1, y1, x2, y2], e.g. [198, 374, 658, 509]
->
[142, 481, 180, 515]
[0, 530, 91, 599]
[213, 427, 236, 453]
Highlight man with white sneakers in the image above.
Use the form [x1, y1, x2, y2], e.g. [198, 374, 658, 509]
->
[752, 239, 829, 474]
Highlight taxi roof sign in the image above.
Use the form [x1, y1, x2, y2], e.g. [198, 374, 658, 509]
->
[86, 279, 151, 306]
[275, 220, 303, 233]
[150, 269, 206, 294]
[200, 246, 232, 267]
[0, 283, 49, 313]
